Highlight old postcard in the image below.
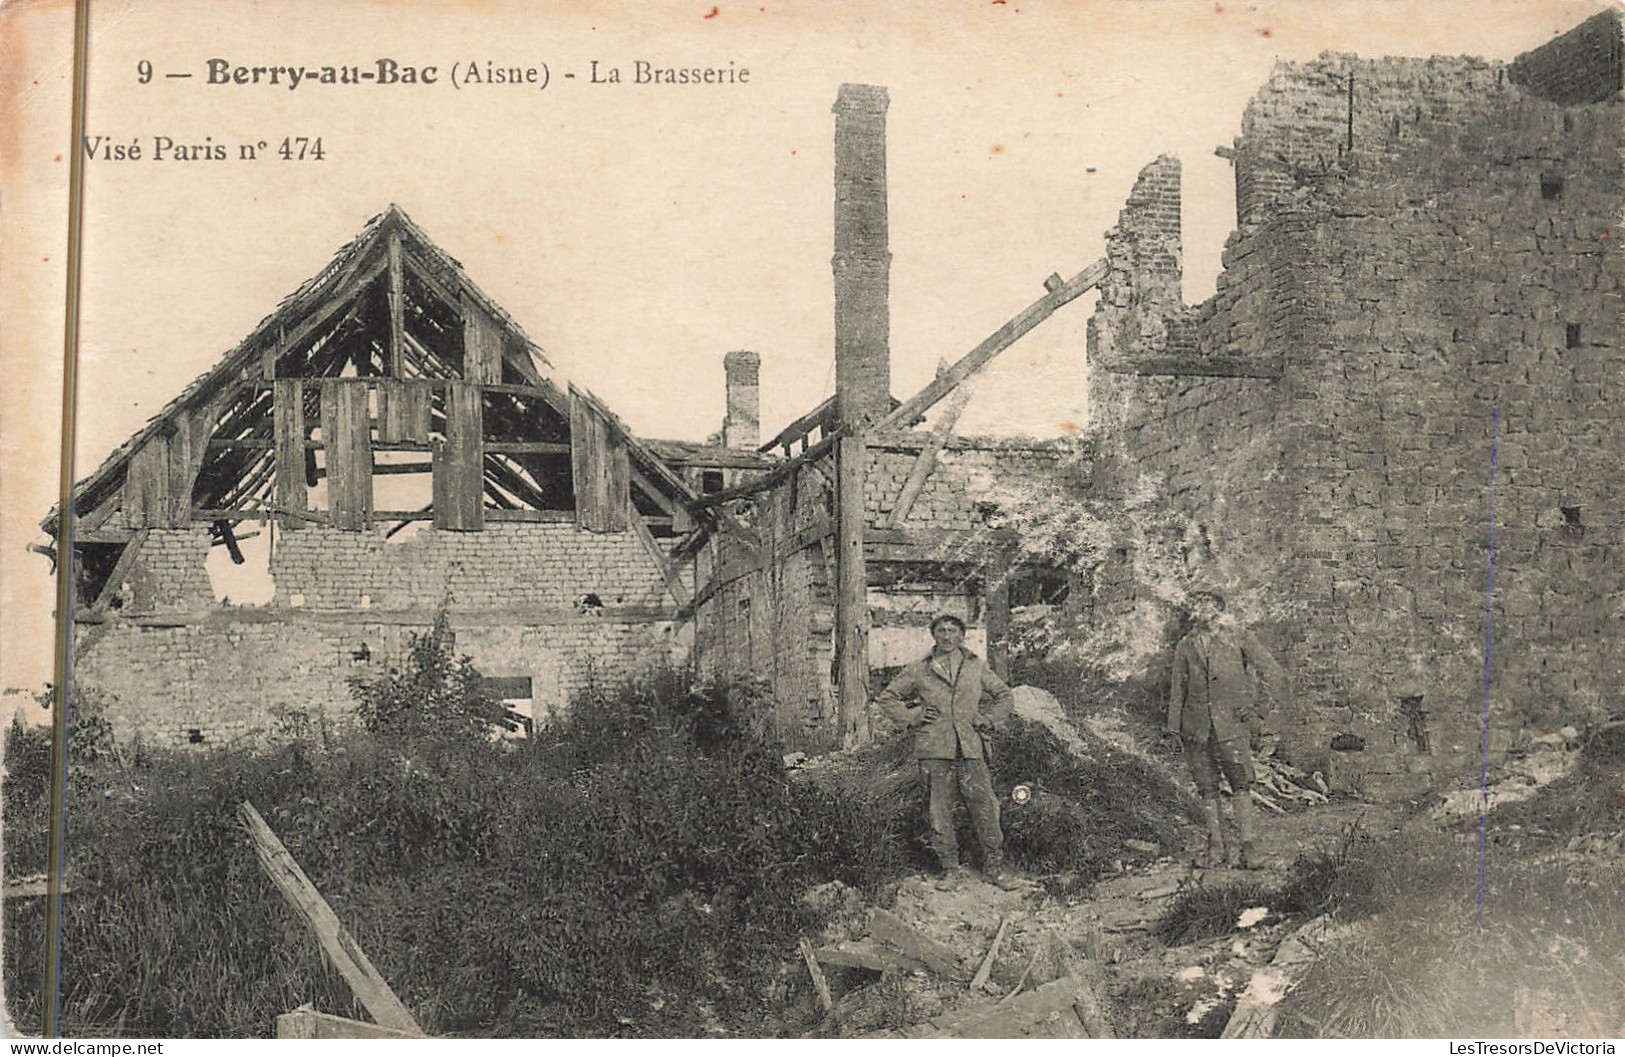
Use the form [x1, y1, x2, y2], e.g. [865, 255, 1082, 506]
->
[1, 0, 1620, 1041]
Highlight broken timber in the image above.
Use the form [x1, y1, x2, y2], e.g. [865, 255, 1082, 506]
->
[692, 259, 1106, 512]
[868, 908, 967, 981]
[881, 361, 976, 529]
[239, 802, 425, 1037]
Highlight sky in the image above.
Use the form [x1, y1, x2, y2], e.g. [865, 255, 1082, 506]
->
[0, 0, 1609, 697]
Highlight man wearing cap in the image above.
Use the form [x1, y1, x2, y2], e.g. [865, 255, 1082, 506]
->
[876, 614, 1020, 889]
[1167, 584, 1286, 869]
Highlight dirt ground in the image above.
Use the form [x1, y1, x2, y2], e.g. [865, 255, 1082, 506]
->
[793, 725, 1621, 1039]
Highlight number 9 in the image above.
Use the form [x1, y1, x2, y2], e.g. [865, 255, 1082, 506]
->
[137, 59, 152, 84]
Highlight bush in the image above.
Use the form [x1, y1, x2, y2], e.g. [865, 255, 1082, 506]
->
[2, 667, 905, 1038]
[347, 613, 506, 741]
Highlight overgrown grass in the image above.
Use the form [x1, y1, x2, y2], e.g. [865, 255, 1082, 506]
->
[1272, 832, 1625, 1037]
[2, 670, 907, 1038]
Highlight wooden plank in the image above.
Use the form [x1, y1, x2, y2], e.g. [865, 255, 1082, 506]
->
[320, 381, 373, 531]
[875, 259, 1107, 433]
[377, 380, 431, 444]
[386, 230, 405, 378]
[273, 380, 308, 530]
[121, 434, 171, 530]
[239, 803, 424, 1036]
[276, 1006, 420, 1039]
[461, 295, 504, 385]
[433, 381, 484, 531]
[971, 914, 1013, 993]
[628, 497, 692, 608]
[816, 940, 927, 974]
[836, 433, 870, 749]
[869, 909, 965, 980]
[797, 937, 834, 1014]
[569, 389, 630, 533]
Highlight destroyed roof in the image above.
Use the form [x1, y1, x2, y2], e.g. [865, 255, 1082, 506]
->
[41, 205, 708, 538]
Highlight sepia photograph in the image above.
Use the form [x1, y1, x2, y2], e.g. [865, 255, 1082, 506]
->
[0, 0, 1620, 1041]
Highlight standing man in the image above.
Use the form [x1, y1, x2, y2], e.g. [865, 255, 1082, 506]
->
[1167, 584, 1286, 870]
[876, 614, 1020, 889]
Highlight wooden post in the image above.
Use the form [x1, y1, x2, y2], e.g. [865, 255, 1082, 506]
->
[984, 538, 1014, 682]
[835, 433, 870, 749]
[386, 229, 405, 378]
[239, 803, 424, 1037]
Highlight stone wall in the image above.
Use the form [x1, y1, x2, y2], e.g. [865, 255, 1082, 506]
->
[1088, 13, 1625, 792]
[74, 521, 683, 746]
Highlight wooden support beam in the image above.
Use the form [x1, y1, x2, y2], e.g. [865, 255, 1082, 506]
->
[984, 539, 1015, 681]
[485, 441, 572, 455]
[628, 497, 692, 608]
[875, 259, 1107, 433]
[239, 802, 424, 1036]
[882, 361, 976, 529]
[89, 529, 148, 611]
[835, 432, 870, 749]
[759, 395, 835, 454]
[386, 230, 405, 378]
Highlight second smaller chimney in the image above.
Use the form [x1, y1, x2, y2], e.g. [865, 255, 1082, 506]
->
[722, 349, 761, 450]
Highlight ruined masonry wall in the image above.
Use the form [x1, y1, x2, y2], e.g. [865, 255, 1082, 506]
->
[76, 522, 681, 747]
[1089, 27, 1624, 791]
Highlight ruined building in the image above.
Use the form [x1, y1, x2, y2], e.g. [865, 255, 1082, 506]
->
[43, 13, 1622, 776]
[44, 207, 754, 744]
[45, 83, 1087, 750]
[1087, 11, 1623, 791]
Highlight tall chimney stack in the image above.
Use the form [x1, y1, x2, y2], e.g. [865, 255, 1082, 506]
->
[722, 349, 760, 450]
[832, 83, 891, 428]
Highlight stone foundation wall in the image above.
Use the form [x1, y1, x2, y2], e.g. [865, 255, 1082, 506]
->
[74, 521, 683, 746]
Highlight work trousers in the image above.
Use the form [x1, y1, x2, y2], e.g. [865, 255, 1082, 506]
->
[1181, 731, 1254, 797]
[923, 756, 1004, 869]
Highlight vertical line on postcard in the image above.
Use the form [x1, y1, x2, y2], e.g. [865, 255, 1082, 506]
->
[46, 0, 94, 1038]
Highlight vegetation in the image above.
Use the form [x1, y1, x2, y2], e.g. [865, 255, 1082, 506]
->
[2, 645, 905, 1037]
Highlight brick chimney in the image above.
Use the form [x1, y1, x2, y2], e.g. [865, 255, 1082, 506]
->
[832, 83, 892, 428]
[722, 349, 760, 449]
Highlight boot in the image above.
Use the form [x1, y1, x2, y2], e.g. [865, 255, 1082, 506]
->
[1234, 789, 1262, 870]
[1197, 797, 1227, 867]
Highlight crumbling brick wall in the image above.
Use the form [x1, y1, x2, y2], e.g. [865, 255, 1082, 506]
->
[1088, 12, 1625, 792]
[73, 521, 683, 746]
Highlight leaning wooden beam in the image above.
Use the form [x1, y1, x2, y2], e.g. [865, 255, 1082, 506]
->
[691, 431, 839, 511]
[876, 259, 1107, 433]
[627, 496, 693, 608]
[797, 937, 834, 1014]
[694, 262, 1107, 512]
[882, 363, 976, 529]
[277, 1006, 420, 1040]
[89, 529, 148, 611]
[238, 802, 425, 1037]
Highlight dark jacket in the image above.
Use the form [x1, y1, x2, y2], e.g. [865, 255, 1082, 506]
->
[876, 649, 1014, 760]
[1167, 624, 1285, 742]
